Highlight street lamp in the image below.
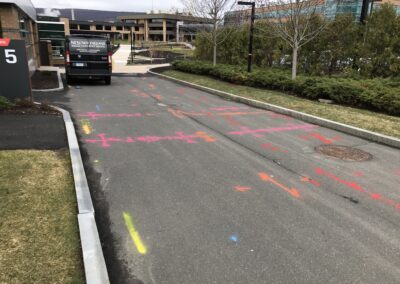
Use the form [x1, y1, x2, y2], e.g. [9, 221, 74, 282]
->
[238, 1, 255, 72]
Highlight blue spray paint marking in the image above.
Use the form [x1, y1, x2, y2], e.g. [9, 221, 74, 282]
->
[230, 235, 238, 243]
[96, 105, 101, 112]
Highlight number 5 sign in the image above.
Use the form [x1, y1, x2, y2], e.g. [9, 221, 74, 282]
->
[0, 39, 32, 100]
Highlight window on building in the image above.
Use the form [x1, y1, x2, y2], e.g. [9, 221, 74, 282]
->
[116, 26, 123, 30]
[96, 25, 103, 30]
[80, 24, 90, 30]
[124, 26, 130, 31]
[135, 26, 139, 31]
[151, 19, 163, 23]
[70, 24, 78, 29]
[105, 26, 111, 31]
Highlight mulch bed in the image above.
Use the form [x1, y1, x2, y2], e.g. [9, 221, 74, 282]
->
[0, 104, 60, 116]
[31, 71, 59, 90]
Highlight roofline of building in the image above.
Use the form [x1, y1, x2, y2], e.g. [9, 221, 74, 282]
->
[0, 0, 36, 21]
[69, 19, 136, 26]
[117, 13, 211, 23]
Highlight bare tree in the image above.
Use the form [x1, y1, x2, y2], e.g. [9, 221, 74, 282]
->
[256, 0, 329, 79]
[181, 0, 237, 66]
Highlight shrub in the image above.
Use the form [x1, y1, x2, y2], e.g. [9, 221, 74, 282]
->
[172, 60, 400, 116]
[0, 96, 15, 110]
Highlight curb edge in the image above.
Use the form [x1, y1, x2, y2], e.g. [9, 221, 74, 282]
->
[148, 70, 400, 149]
[54, 105, 110, 284]
[32, 69, 64, 92]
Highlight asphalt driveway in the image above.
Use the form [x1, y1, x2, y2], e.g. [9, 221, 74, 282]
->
[36, 75, 400, 283]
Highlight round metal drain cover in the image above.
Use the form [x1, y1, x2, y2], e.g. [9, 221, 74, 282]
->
[315, 145, 372, 161]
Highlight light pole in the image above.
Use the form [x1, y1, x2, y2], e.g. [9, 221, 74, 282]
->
[238, 1, 255, 72]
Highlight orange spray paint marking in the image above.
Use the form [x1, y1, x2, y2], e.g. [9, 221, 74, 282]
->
[261, 143, 289, 153]
[168, 108, 185, 119]
[153, 94, 163, 101]
[235, 186, 252, 192]
[259, 173, 301, 198]
[315, 168, 365, 192]
[301, 176, 321, 187]
[195, 131, 216, 142]
[315, 167, 400, 212]
[138, 92, 150, 98]
[223, 115, 241, 126]
[300, 133, 341, 144]
[148, 83, 156, 90]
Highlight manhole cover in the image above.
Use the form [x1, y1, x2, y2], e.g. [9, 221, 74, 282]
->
[315, 145, 372, 162]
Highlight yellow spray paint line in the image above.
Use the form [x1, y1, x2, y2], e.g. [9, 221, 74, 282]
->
[82, 124, 91, 135]
[80, 119, 92, 135]
[123, 212, 147, 255]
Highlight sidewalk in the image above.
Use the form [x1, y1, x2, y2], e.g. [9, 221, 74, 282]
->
[112, 45, 169, 74]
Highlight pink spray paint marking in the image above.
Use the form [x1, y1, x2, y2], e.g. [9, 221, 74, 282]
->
[177, 88, 185, 95]
[315, 167, 400, 212]
[78, 112, 157, 120]
[270, 113, 293, 120]
[130, 88, 139, 93]
[228, 124, 318, 137]
[352, 171, 364, 177]
[85, 131, 216, 148]
[300, 133, 341, 144]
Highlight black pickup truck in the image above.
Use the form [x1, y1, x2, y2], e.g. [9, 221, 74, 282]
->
[65, 35, 112, 85]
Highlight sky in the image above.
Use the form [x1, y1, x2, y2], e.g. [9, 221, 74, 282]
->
[31, 0, 184, 12]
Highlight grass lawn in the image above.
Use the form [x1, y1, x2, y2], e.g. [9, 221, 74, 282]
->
[0, 150, 85, 283]
[162, 70, 400, 139]
[153, 46, 194, 57]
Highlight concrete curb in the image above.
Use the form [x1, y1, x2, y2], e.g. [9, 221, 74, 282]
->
[32, 69, 64, 92]
[54, 106, 110, 284]
[148, 70, 400, 149]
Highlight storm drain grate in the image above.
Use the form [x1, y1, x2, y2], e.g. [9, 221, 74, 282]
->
[315, 145, 373, 162]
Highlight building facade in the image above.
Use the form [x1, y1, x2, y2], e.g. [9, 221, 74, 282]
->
[226, 0, 400, 24]
[37, 15, 65, 61]
[117, 13, 210, 42]
[0, 0, 40, 73]
[66, 19, 135, 41]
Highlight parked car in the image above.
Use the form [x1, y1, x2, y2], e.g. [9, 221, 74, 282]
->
[65, 35, 112, 85]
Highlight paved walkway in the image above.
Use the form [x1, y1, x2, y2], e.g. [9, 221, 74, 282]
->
[112, 45, 169, 74]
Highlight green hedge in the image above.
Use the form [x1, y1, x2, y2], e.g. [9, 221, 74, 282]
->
[172, 60, 400, 116]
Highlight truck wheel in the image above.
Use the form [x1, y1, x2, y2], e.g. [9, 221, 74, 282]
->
[105, 76, 111, 85]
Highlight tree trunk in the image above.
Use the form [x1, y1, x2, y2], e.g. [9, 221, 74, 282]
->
[292, 45, 298, 80]
[212, 20, 217, 66]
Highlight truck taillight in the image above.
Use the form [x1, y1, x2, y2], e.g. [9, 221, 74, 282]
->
[66, 51, 70, 65]
[108, 52, 112, 66]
